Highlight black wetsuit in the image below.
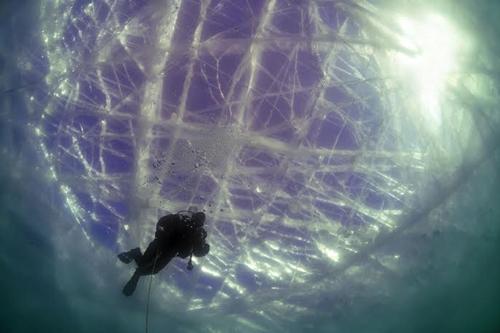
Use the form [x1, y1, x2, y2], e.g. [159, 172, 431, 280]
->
[135, 214, 189, 275]
[119, 214, 204, 296]
[118, 214, 192, 296]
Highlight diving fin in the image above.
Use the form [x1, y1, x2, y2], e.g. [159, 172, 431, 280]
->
[123, 272, 140, 296]
[117, 248, 141, 264]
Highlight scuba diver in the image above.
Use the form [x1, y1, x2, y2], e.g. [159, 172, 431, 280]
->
[118, 211, 210, 296]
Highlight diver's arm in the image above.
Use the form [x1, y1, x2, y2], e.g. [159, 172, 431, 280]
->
[156, 214, 177, 238]
[157, 214, 175, 230]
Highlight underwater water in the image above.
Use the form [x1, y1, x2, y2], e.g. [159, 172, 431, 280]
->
[1, 0, 499, 332]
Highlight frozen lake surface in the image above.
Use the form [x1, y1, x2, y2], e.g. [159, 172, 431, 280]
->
[1, 1, 499, 332]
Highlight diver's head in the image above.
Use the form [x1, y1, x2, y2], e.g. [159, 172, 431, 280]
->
[193, 243, 210, 257]
[192, 212, 205, 227]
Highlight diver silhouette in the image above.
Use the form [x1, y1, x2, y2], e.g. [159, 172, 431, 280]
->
[118, 211, 210, 296]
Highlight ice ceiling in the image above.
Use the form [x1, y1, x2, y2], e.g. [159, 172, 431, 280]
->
[15, 0, 500, 329]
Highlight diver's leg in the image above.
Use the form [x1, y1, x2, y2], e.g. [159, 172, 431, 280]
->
[152, 254, 174, 274]
[117, 247, 142, 264]
[136, 253, 174, 276]
[135, 240, 160, 266]
[122, 270, 140, 296]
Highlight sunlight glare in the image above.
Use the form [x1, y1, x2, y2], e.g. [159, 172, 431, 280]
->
[394, 14, 460, 130]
